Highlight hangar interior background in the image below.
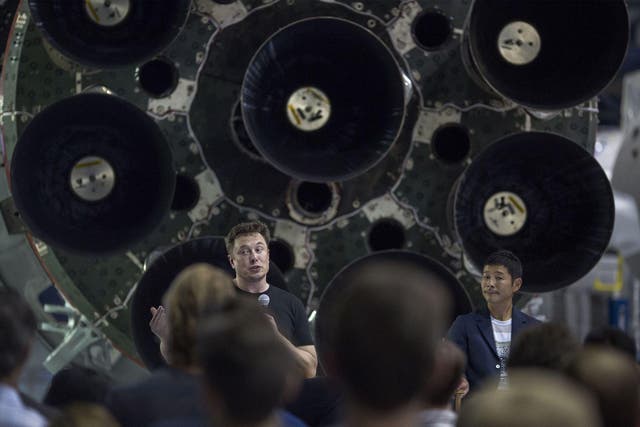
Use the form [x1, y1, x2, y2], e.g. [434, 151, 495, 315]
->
[0, 0, 637, 399]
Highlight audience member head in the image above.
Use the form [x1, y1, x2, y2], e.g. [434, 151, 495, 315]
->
[458, 369, 600, 427]
[0, 287, 37, 385]
[422, 340, 466, 408]
[163, 263, 235, 368]
[507, 322, 580, 371]
[484, 250, 522, 280]
[325, 261, 449, 412]
[565, 347, 640, 427]
[225, 221, 271, 256]
[49, 403, 119, 427]
[198, 297, 296, 426]
[584, 325, 637, 360]
[44, 366, 112, 408]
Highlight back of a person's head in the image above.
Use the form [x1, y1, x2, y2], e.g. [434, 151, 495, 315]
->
[458, 369, 600, 427]
[44, 366, 112, 408]
[0, 287, 37, 380]
[329, 263, 449, 411]
[422, 340, 466, 407]
[163, 263, 235, 368]
[584, 326, 637, 360]
[565, 347, 640, 427]
[197, 297, 295, 425]
[507, 322, 580, 371]
[50, 403, 120, 427]
[484, 250, 522, 279]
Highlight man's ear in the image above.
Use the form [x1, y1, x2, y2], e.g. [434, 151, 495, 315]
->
[228, 255, 235, 269]
[513, 277, 523, 292]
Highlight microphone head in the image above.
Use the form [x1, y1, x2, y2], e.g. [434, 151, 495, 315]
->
[258, 294, 270, 307]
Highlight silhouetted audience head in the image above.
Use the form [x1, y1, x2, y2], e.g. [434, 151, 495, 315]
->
[0, 287, 37, 383]
[44, 366, 112, 408]
[458, 369, 600, 427]
[198, 298, 296, 426]
[422, 340, 466, 407]
[565, 347, 640, 427]
[507, 322, 580, 371]
[50, 403, 120, 427]
[164, 263, 235, 368]
[324, 262, 449, 412]
[584, 325, 637, 360]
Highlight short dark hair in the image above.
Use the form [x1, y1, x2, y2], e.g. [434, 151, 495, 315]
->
[484, 250, 522, 279]
[507, 322, 580, 372]
[198, 297, 294, 424]
[0, 287, 37, 379]
[327, 261, 448, 411]
[584, 326, 637, 360]
[44, 366, 112, 407]
[225, 221, 271, 255]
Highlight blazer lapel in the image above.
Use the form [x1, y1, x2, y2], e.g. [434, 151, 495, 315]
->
[511, 308, 528, 337]
[475, 310, 498, 358]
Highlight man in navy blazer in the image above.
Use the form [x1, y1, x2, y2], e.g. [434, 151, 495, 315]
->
[448, 250, 541, 395]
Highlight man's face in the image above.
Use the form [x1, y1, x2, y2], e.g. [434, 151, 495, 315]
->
[229, 232, 270, 283]
[481, 264, 522, 306]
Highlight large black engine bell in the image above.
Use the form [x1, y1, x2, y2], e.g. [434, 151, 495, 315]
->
[454, 132, 614, 292]
[465, 0, 629, 109]
[10, 93, 175, 254]
[242, 17, 407, 182]
[28, 0, 191, 68]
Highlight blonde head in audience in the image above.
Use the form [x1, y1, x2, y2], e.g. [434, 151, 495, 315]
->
[458, 369, 601, 427]
[163, 263, 235, 368]
[565, 347, 640, 427]
[50, 403, 120, 427]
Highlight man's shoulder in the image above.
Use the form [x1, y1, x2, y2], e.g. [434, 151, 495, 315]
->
[268, 285, 303, 304]
[513, 307, 542, 325]
[454, 310, 486, 323]
[268, 284, 292, 296]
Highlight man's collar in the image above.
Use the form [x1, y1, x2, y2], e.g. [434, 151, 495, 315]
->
[233, 279, 269, 294]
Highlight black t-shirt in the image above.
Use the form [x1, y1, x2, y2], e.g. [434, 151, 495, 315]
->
[235, 284, 314, 347]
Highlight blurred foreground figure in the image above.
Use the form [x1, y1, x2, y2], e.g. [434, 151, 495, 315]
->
[50, 403, 119, 427]
[507, 322, 580, 372]
[321, 261, 449, 427]
[457, 369, 600, 427]
[108, 263, 235, 427]
[584, 326, 637, 360]
[198, 298, 306, 427]
[0, 287, 46, 427]
[565, 347, 640, 427]
[419, 340, 466, 427]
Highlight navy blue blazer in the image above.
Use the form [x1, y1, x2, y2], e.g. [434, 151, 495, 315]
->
[447, 307, 541, 393]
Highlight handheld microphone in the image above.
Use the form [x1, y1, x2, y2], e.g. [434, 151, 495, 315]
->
[258, 294, 270, 307]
